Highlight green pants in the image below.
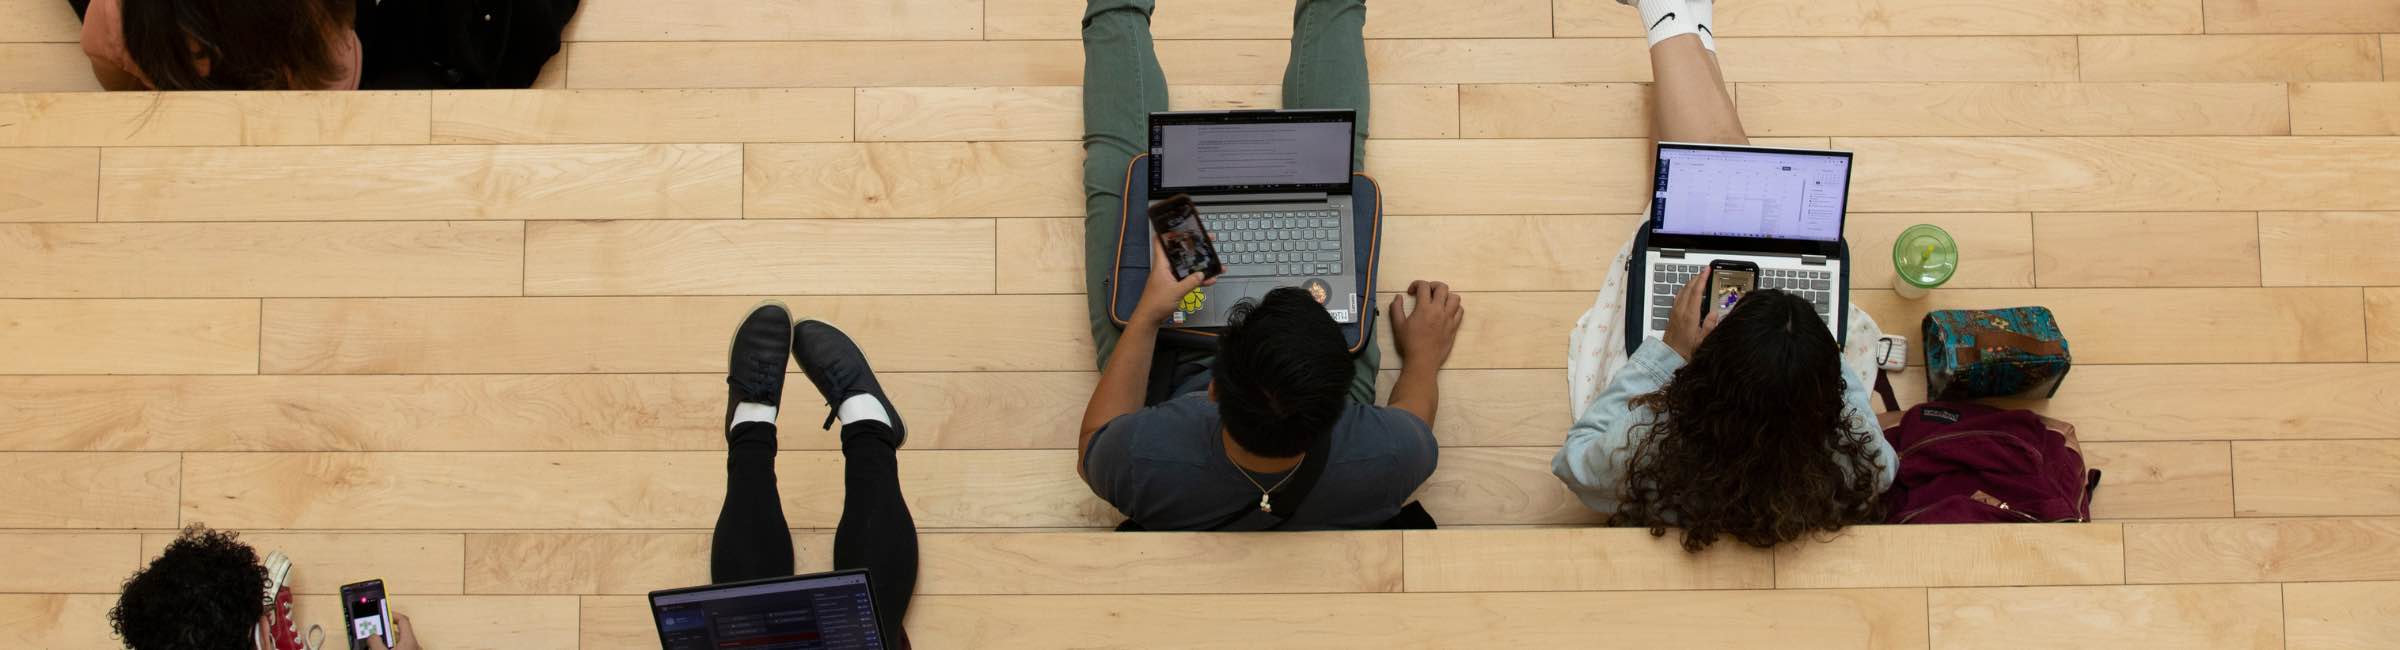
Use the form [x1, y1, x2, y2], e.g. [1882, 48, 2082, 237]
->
[1081, 0, 1381, 405]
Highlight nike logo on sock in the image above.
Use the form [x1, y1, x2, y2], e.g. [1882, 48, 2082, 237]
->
[1649, 12, 1677, 30]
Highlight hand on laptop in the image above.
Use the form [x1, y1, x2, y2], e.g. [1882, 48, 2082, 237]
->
[367, 611, 421, 650]
[1390, 280, 1465, 368]
[1664, 268, 1724, 360]
[1135, 240, 1214, 325]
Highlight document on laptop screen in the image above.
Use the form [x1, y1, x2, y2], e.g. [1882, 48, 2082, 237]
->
[1159, 121, 1351, 188]
[1651, 147, 1849, 242]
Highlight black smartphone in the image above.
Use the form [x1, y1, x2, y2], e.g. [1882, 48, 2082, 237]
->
[339, 579, 395, 650]
[1703, 260, 1759, 318]
[1146, 194, 1223, 280]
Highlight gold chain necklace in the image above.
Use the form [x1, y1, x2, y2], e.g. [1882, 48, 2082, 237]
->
[1231, 453, 1301, 513]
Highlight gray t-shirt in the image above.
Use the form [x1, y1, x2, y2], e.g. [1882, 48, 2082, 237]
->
[1082, 392, 1440, 530]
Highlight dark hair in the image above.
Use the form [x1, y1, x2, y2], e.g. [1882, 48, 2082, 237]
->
[111, 524, 267, 650]
[1213, 287, 1354, 458]
[1618, 289, 1885, 551]
[120, 0, 356, 90]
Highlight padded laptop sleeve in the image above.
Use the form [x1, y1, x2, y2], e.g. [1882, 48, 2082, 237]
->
[1109, 154, 1383, 354]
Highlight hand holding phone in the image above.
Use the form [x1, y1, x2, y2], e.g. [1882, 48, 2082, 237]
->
[340, 580, 395, 650]
[1702, 259, 1759, 319]
[1147, 194, 1223, 281]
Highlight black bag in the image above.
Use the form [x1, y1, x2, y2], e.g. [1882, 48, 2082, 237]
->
[1116, 418, 1435, 532]
[357, 0, 579, 89]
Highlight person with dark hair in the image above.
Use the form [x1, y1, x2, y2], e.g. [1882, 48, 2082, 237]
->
[1552, 0, 1899, 552]
[78, 0, 362, 90]
[112, 525, 422, 649]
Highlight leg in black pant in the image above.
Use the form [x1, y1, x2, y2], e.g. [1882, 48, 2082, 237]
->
[710, 420, 794, 583]
[833, 420, 917, 645]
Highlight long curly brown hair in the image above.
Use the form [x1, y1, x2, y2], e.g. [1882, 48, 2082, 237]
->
[1617, 289, 1885, 551]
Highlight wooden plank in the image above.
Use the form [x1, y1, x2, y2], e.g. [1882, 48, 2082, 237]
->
[1459, 83, 1651, 138]
[0, 533, 138, 593]
[1400, 527, 1774, 592]
[746, 142, 1084, 218]
[0, 595, 116, 648]
[2291, 83, 2400, 135]
[466, 532, 832, 595]
[1927, 584, 2282, 650]
[0, 221, 524, 298]
[0, 44, 100, 92]
[1775, 524, 2125, 588]
[292, 594, 580, 650]
[2080, 35, 2382, 82]
[1363, 39, 1651, 84]
[1853, 288, 2364, 365]
[2125, 517, 2400, 583]
[1369, 139, 1650, 215]
[0, 299, 259, 374]
[2234, 440, 2400, 516]
[2389, 36, 2399, 80]
[524, 219, 994, 295]
[101, 144, 743, 221]
[1372, 292, 1593, 370]
[0, 92, 430, 147]
[0, 148, 95, 222]
[430, 89, 852, 144]
[580, 596, 654, 650]
[996, 217, 1083, 294]
[985, 0, 1552, 39]
[1381, 215, 1643, 292]
[566, 41, 1084, 89]
[1847, 213, 2036, 289]
[1557, 0, 2202, 37]
[260, 296, 1093, 374]
[141, 532, 466, 595]
[854, 85, 1458, 141]
[2086, 441, 2235, 520]
[0, 0, 79, 42]
[1739, 83, 2290, 136]
[2262, 212, 2400, 285]
[2203, 0, 2400, 34]
[1720, 37, 2079, 82]
[1374, 369, 1573, 447]
[1840, 137, 2400, 213]
[0, 452, 178, 528]
[1172, 84, 1459, 139]
[916, 531, 1404, 594]
[2032, 212, 2262, 287]
[2375, 288, 2400, 362]
[1413, 447, 1602, 525]
[2286, 581, 2400, 650]
[1952, 364, 2400, 442]
[566, 0, 981, 41]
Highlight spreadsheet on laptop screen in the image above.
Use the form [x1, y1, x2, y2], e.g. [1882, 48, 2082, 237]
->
[1650, 147, 1849, 242]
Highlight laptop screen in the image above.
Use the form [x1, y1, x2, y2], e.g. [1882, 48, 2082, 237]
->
[1650, 144, 1852, 243]
[651, 571, 885, 650]
[1149, 110, 1354, 194]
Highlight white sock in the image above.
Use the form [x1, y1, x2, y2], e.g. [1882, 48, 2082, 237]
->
[730, 402, 777, 430]
[836, 394, 890, 427]
[1687, 0, 1715, 51]
[1633, 0, 1705, 50]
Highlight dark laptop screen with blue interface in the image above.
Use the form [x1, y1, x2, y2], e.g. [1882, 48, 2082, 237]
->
[1156, 120, 1350, 189]
[1651, 146, 1849, 242]
[653, 573, 882, 650]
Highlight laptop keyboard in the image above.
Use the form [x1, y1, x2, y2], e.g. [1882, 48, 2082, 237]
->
[1650, 262, 1836, 331]
[1208, 209, 1345, 278]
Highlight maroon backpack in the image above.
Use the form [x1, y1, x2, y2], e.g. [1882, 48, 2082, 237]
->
[1876, 401, 2101, 524]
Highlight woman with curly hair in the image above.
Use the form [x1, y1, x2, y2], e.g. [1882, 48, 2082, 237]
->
[112, 525, 421, 649]
[1551, 0, 1897, 552]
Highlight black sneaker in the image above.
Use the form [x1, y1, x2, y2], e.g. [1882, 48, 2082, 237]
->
[725, 302, 793, 433]
[793, 320, 905, 446]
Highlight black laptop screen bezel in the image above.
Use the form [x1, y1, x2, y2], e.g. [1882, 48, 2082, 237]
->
[1147, 109, 1357, 196]
[647, 568, 887, 650]
[1645, 141, 1853, 258]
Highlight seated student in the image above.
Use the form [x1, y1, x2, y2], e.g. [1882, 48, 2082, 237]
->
[113, 526, 422, 649]
[1075, 0, 1465, 530]
[77, 0, 362, 90]
[1552, 0, 1899, 552]
[713, 304, 919, 647]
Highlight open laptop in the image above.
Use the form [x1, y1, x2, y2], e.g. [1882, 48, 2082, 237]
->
[1637, 142, 1854, 344]
[1147, 109, 1362, 327]
[649, 569, 887, 650]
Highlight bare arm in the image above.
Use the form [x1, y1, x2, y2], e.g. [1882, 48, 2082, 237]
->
[1649, 35, 1747, 146]
[1078, 243, 1209, 480]
[1383, 281, 1464, 427]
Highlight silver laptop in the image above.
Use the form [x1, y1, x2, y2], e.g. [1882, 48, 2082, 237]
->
[1148, 109, 1362, 327]
[1639, 142, 1854, 342]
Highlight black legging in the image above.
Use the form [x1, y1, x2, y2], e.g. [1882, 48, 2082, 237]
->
[712, 420, 917, 647]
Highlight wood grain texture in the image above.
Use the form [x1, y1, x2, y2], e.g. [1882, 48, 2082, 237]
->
[100, 144, 743, 221]
[0, 222, 523, 297]
[0, 533, 138, 593]
[1361, 39, 1650, 84]
[0, 452, 178, 528]
[2234, 440, 2400, 516]
[1846, 213, 2036, 289]
[1557, 0, 2202, 37]
[996, 217, 1084, 294]
[917, 531, 1404, 595]
[1371, 292, 1594, 370]
[1841, 137, 2400, 212]
[2085, 441, 2236, 520]
[1775, 524, 2125, 588]
[2261, 212, 2400, 285]
[260, 296, 1092, 374]
[1411, 447, 1602, 525]
[466, 532, 832, 595]
[1381, 215, 1643, 292]
[141, 532, 466, 595]
[1400, 527, 1773, 592]
[1458, 83, 1651, 138]
[854, 85, 1458, 141]
[1375, 369, 1573, 447]
[746, 142, 1083, 218]
[430, 89, 853, 144]
[2285, 581, 2400, 650]
[1928, 584, 2282, 650]
[0, 0, 79, 42]
[0, 92, 430, 146]
[1853, 288, 2365, 365]
[1718, 37, 2079, 82]
[565, 0, 982, 41]
[1369, 139, 1650, 215]
[2374, 288, 2400, 362]
[2201, 0, 2400, 34]
[984, 0, 1552, 40]
[2032, 212, 2263, 287]
[2080, 35, 2382, 82]
[2124, 517, 2400, 583]
[0, 44, 99, 92]
[0, 148, 95, 221]
[524, 219, 994, 295]
[0, 595, 117, 648]
[292, 594, 580, 650]
[0, 299, 259, 374]
[1986, 364, 2400, 442]
[1738, 83, 2289, 136]
[2389, 36, 2399, 80]
[2291, 83, 2400, 135]
[566, 41, 1084, 88]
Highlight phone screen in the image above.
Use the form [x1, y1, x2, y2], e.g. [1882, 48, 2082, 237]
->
[341, 580, 392, 649]
[1146, 195, 1222, 280]
[1707, 267, 1757, 315]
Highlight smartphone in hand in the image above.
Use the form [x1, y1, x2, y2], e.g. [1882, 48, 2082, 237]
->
[1703, 259, 1759, 318]
[340, 579, 396, 650]
[1147, 194, 1223, 281]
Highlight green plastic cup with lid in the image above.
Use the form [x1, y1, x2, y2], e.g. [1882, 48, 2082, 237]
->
[1892, 224, 1957, 299]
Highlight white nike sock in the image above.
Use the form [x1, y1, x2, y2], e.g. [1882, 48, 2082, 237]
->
[730, 402, 778, 430]
[1632, 0, 1704, 50]
[836, 393, 891, 428]
[1687, 0, 1716, 52]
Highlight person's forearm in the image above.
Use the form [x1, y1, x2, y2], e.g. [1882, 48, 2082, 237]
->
[1079, 315, 1162, 475]
[1386, 363, 1440, 427]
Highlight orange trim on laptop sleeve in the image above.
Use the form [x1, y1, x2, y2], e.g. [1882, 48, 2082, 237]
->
[1112, 162, 1383, 354]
